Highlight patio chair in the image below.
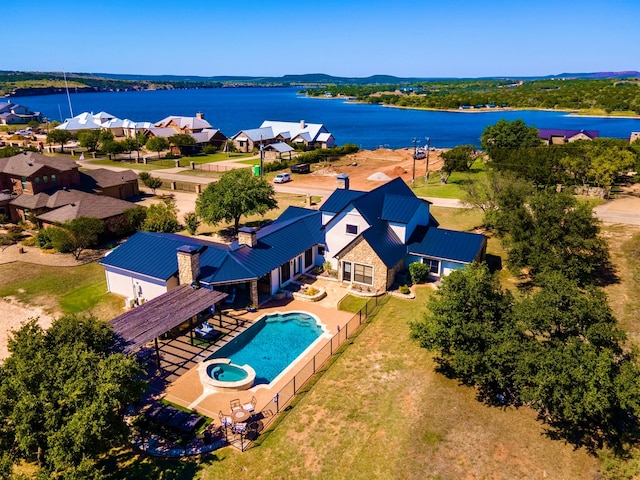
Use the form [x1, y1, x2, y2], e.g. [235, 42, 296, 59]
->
[230, 398, 242, 412]
[218, 410, 233, 428]
[242, 396, 257, 413]
[232, 422, 247, 434]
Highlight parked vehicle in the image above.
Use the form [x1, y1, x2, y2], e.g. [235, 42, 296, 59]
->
[273, 173, 291, 183]
[290, 163, 310, 174]
[413, 149, 426, 160]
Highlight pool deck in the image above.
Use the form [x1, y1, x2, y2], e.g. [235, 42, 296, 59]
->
[162, 298, 354, 421]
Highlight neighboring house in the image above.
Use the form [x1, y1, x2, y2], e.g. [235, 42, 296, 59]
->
[80, 168, 140, 199]
[0, 152, 80, 196]
[35, 189, 136, 230]
[154, 114, 213, 134]
[190, 129, 227, 150]
[231, 120, 335, 152]
[0, 102, 42, 125]
[264, 142, 294, 160]
[55, 112, 106, 132]
[231, 127, 279, 152]
[0, 152, 139, 222]
[10, 188, 135, 226]
[538, 128, 599, 145]
[100, 177, 486, 305]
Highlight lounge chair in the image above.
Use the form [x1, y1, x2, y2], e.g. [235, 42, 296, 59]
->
[194, 322, 222, 340]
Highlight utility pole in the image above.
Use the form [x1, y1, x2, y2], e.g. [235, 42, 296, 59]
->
[411, 137, 417, 188]
[425, 137, 431, 182]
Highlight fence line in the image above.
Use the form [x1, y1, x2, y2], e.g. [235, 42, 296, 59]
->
[239, 294, 389, 451]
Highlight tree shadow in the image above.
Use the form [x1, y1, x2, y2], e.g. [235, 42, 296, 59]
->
[484, 254, 502, 274]
[103, 446, 222, 480]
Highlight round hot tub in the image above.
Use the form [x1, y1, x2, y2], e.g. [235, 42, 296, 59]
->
[199, 358, 256, 390]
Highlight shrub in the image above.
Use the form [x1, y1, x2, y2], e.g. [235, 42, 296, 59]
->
[202, 145, 218, 155]
[0, 214, 9, 224]
[35, 229, 53, 249]
[183, 211, 200, 235]
[399, 284, 410, 295]
[409, 262, 430, 284]
[138, 171, 151, 183]
[305, 286, 319, 296]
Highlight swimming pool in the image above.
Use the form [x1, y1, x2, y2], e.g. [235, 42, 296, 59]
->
[208, 312, 324, 385]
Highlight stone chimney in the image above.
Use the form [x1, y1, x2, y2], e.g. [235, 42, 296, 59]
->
[196, 112, 205, 120]
[300, 119, 305, 129]
[336, 173, 350, 190]
[237, 227, 257, 248]
[177, 245, 201, 285]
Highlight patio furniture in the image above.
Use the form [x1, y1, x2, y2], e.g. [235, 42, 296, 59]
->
[167, 410, 188, 428]
[232, 422, 247, 434]
[194, 322, 222, 340]
[231, 408, 251, 423]
[242, 396, 257, 413]
[224, 287, 236, 304]
[230, 398, 242, 411]
[179, 414, 204, 433]
[218, 410, 233, 428]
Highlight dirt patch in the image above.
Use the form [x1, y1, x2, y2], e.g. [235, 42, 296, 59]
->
[293, 148, 443, 192]
[0, 297, 55, 361]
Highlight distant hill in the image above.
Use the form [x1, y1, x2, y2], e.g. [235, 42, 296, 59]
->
[546, 71, 640, 80]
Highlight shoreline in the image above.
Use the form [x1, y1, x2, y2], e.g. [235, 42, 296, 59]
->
[304, 94, 640, 119]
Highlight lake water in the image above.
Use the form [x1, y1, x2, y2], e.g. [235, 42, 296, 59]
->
[11, 87, 640, 149]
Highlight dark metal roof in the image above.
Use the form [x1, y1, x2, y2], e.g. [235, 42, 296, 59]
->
[380, 194, 426, 224]
[361, 221, 406, 268]
[319, 189, 366, 213]
[538, 128, 599, 140]
[408, 228, 486, 263]
[109, 284, 227, 354]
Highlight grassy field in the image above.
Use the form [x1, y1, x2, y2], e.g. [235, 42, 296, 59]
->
[0, 261, 123, 320]
[412, 161, 487, 199]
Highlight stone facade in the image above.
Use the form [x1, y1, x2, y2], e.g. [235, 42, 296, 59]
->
[177, 249, 200, 285]
[337, 237, 398, 292]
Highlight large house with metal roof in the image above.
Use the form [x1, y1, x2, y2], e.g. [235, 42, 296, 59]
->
[230, 120, 334, 152]
[100, 177, 486, 307]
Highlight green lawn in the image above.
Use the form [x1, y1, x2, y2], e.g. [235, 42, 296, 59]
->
[337, 294, 369, 313]
[87, 159, 170, 171]
[412, 161, 487, 199]
[0, 261, 123, 319]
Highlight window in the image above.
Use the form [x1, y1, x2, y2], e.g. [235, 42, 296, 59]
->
[346, 224, 358, 235]
[343, 262, 352, 282]
[353, 263, 373, 285]
[280, 261, 291, 284]
[424, 258, 440, 275]
[43, 175, 49, 183]
[51, 174, 57, 183]
[318, 245, 325, 255]
[21, 177, 27, 190]
[304, 248, 313, 268]
[34, 177, 40, 185]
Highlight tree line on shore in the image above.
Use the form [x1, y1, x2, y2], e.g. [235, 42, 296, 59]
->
[305, 78, 640, 114]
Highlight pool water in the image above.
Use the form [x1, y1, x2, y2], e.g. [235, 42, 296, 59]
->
[207, 363, 248, 382]
[209, 312, 323, 385]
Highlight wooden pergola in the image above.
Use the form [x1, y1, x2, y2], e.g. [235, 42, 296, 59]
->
[110, 284, 227, 359]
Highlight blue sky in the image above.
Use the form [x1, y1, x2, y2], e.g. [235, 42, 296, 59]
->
[4, 0, 638, 78]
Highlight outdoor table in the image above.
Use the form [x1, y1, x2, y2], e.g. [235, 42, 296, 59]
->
[231, 408, 251, 423]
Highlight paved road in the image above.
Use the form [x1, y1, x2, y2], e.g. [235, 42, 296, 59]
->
[82, 160, 640, 225]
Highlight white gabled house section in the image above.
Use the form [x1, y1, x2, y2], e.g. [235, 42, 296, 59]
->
[387, 201, 430, 243]
[323, 205, 370, 270]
